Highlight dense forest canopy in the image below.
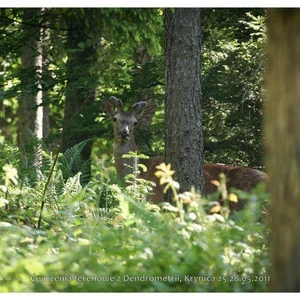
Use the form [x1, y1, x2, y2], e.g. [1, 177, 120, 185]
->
[0, 8, 266, 168]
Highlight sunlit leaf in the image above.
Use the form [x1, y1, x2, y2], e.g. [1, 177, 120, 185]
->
[210, 204, 221, 214]
[228, 193, 238, 202]
[211, 180, 220, 187]
[0, 198, 8, 207]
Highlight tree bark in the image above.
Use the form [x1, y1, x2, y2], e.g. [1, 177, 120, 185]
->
[18, 9, 40, 147]
[164, 8, 204, 197]
[40, 9, 51, 141]
[265, 8, 300, 292]
[35, 15, 44, 141]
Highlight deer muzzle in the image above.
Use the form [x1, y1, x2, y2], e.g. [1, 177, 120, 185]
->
[121, 126, 130, 139]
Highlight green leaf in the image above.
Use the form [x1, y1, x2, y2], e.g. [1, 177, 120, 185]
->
[78, 41, 85, 49]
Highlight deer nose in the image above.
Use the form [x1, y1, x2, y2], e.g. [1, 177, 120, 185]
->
[121, 126, 130, 139]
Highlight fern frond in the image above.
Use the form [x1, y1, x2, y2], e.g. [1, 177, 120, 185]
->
[59, 139, 92, 184]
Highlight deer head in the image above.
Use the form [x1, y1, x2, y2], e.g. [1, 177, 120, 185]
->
[102, 96, 157, 144]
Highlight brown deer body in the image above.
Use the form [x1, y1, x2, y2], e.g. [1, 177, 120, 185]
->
[103, 96, 267, 208]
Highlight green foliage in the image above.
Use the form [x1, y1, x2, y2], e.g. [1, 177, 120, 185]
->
[0, 8, 163, 149]
[0, 140, 94, 226]
[59, 139, 92, 185]
[122, 151, 156, 202]
[0, 151, 270, 292]
[202, 9, 266, 167]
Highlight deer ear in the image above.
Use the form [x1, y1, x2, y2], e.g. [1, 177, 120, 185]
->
[131, 101, 147, 112]
[102, 99, 116, 117]
[131, 101, 157, 126]
[102, 97, 124, 116]
[110, 96, 124, 107]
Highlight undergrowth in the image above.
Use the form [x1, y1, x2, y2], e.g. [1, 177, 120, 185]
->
[0, 141, 270, 292]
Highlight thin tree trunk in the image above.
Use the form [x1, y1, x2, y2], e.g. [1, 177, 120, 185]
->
[18, 9, 39, 145]
[35, 18, 44, 140]
[17, 8, 41, 168]
[60, 11, 98, 180]
[265, 8, 300, 291]
[40, 9, 50, 141]
[164, 8, 204, 197]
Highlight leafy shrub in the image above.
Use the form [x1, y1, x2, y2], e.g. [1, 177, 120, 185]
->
[0, 147, 270, 292]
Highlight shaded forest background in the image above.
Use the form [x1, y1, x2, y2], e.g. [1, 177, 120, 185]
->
[0, 8, 266, 173]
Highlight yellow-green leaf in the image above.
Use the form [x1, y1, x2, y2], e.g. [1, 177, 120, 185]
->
[228, 193, 238, 202]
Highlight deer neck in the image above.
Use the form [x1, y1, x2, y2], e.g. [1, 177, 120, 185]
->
[113, 131, 138, 178]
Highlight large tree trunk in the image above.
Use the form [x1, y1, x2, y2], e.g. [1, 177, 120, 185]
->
[164, 8, 204, 197]
[265, 8, 300, 291]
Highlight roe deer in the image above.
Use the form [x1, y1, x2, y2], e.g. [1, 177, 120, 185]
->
[102, 96, 267, 208]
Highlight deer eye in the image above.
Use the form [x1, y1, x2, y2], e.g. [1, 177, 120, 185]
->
[133, 121, 137, 126]
[113, 117, 117, 122]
